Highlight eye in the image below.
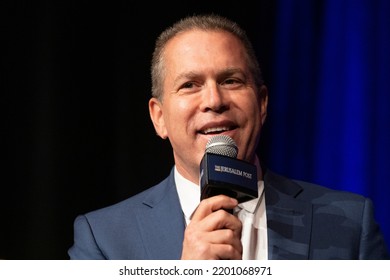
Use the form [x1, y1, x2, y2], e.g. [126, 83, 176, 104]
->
[182, 82, 195, 89]
[221, 78, 244, 89]
[176, 81, 202, 94]
[223, 78, 240, 85]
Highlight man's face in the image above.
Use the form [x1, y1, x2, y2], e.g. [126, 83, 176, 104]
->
[149, 30, 268, 184]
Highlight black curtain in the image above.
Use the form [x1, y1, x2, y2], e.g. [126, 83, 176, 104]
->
[1, 1, 276, 259]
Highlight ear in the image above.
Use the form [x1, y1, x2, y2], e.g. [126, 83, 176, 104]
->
[149, 97, 168, 139]
[259, 85, 268, 125]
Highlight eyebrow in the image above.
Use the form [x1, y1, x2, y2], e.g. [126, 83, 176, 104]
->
[173, 71, 200, 83]
[220, 67, 246, 77]
[173, 67, 245, 84]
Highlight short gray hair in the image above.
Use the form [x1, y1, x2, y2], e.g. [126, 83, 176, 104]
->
[150, 14, 264, 101]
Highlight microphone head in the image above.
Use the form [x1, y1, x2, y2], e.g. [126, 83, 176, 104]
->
[205, 135, 238, 158]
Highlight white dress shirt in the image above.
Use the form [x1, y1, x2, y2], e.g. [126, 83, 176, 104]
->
[174, 156, 268, 260]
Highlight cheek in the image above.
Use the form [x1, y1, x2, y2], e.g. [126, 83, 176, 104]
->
[164, 99, 194, 130]
[176, 98, 192, 111]
[242, 100, 264, 135]
[241, 98, 260, 119]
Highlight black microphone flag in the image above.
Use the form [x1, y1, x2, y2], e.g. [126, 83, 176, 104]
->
[199, 135, 258, 203]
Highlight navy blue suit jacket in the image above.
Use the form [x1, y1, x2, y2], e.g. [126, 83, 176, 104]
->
[68, 168, 389, 259]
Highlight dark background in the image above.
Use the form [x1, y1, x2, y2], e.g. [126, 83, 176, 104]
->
[2, 0, 389, 259]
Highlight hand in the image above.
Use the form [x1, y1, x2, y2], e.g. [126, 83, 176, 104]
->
[181, 195, 242, 260]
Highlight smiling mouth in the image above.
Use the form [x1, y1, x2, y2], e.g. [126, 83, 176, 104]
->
[200, 126, 234, 134]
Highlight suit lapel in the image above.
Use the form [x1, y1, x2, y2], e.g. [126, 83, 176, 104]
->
[264, 170, 313, 259]
[135, 170, 185, 259]
[132, 168, 314, 259]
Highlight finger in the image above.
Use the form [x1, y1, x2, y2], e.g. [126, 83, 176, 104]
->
[199, 209, 242, 233]
[213, 243, 243, 260]
[181, 230, 242, 260]
[191, 195, 238, 221]
[185, 212, 241, 242]
[208, 228, 243, 249]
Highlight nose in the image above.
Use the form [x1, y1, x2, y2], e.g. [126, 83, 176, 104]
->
[201, 82, 228, 112]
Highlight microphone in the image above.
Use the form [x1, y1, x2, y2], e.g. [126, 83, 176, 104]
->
[199, 135, 258, 204]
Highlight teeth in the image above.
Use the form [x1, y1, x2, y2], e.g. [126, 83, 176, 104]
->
[203, 127, 230, 134]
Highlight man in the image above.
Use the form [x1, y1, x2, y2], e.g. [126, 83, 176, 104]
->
[68, 14, 389, 260]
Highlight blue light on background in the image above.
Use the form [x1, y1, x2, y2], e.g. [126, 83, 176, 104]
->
[267, 0, 390, 251]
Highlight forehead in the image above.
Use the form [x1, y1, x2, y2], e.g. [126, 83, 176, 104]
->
[163, 30, 247, 71]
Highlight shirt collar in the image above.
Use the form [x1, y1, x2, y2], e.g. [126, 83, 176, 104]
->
[174, 166, 200, 224]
